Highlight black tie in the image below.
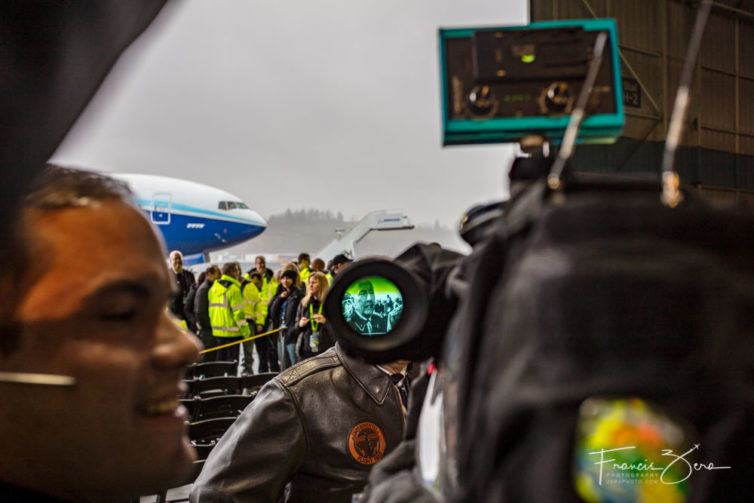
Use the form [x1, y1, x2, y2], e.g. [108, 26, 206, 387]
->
[390, 374, 408, 409]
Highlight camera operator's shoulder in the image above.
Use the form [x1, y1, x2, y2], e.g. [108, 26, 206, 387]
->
[278, 348, 340, 388]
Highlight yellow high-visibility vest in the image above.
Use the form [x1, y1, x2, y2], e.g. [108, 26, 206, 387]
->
[256, 274, 278, 327]
[300, 266, 311, 285]
[208, 275, 250, 338]
[241, 280, 263, 327]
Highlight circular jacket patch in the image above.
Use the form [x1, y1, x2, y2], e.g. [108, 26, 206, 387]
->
[348, 422, 386, 465]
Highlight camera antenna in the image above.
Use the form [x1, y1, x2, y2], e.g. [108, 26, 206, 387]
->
[661, 0, 713, 207]
[547, 31, 608, 191]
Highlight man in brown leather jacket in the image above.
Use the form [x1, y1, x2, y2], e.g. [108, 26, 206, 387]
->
[190, 343, 408, 503]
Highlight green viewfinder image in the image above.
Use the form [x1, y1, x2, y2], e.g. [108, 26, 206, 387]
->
[343, 276, 403, 336]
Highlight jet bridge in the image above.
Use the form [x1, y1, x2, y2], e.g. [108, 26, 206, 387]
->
[316, 211, 414, 262]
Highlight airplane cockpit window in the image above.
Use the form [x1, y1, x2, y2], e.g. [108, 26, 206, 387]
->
[218, 201, 249, 211]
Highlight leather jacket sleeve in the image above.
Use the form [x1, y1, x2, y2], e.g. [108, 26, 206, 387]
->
[190, 381, 307, 503]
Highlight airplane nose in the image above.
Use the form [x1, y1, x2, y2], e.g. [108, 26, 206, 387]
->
[240, 209, 266, 238]
[247, 210, 266, 230]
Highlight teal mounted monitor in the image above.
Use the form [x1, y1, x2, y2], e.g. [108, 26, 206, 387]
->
[439, 19, 624, 146]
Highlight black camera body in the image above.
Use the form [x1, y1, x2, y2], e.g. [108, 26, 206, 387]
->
[339, 173, 754, 502]
[329, 19, 754, 503]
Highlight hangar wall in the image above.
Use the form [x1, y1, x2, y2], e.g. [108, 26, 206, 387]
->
[530, 0, 754, 204]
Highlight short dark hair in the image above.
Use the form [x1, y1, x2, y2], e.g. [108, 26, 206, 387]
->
[249, 272, 262, 281]
[331, 254, 352, 266]
[25, 165, 133, 210]
[298, 252, 310, 263]
[222, 263, 237, 275]
[2, 165, 135, 355]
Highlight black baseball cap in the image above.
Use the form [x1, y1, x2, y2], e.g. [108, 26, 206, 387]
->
[331, 254, 353, 266]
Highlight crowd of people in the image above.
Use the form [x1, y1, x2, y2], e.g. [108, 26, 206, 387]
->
[167, 250, 354, 373]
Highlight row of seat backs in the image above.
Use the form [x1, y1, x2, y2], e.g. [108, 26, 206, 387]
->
[183, 372, 278, 398]
[185, 360, 238, 380]
[189, 417, 238, 451]
[181, 394, 253, 422]
[184, 373, 278, 460]
[139, 368, 279, 501]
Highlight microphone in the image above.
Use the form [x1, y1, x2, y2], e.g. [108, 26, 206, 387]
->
[0, 371, 76, 387]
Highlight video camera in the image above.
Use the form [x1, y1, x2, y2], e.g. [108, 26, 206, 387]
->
[328, 17, 754, 503]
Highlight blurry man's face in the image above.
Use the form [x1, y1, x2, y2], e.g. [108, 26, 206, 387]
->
[169, 252, 183, 273]
[333, 261, 349, 275]
[207, 270, 218, 283]
[255, 257, 266, 274]
[355, 281, 375, 317]
[300, 258, 310, 270]
[5, 200, 200, 501]
[251, 277, 262, 289]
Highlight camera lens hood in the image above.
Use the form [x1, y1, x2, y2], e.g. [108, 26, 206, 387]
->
[324, 258, 428, 362]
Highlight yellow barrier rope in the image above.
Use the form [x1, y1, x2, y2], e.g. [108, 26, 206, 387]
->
[200, 327, 282, 354]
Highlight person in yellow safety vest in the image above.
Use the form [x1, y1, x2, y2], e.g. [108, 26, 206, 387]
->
[245, 271, 278, 372]
[298, 252, 311, 285]
[246, 255, 278, 334]
[239, 271, 262, 375]
[209, 262, 250, 363]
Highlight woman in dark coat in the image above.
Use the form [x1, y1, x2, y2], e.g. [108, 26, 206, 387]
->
[268, 268, 303, 370]
[294, 271, 333, 362]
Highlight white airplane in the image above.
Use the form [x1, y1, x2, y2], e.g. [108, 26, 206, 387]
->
[113, 174, 266, 264]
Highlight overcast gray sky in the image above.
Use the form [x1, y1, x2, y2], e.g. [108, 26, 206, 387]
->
[53, 0, 528, 227]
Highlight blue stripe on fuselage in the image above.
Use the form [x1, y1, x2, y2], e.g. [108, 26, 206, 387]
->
[142, 211, 265, 255]
[133, 198, 265, 227]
